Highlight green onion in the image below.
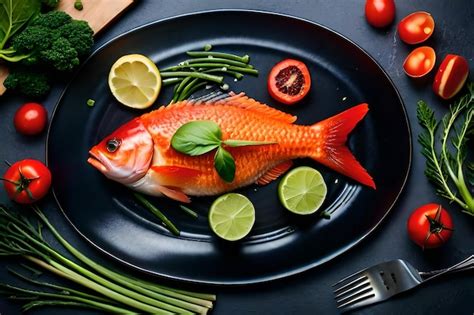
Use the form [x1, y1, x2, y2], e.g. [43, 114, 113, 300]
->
[179, 205, 198, 219]
[133, 193, 180, 236]
[0, 205, 215, 313]
[86, 99, 95, 107]
[186, 51, 250, 63]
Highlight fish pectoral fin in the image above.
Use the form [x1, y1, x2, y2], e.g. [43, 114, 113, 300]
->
[157, 185, 191, 203]
[151, 165, 201, 179]
[256, 160, 293, 185]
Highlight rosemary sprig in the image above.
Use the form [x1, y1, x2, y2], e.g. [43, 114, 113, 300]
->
[417, 83, 474, 215]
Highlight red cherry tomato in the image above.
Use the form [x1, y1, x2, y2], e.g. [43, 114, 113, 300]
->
[433, 54, 469, 100]
[2, 159, 52, 204]
[365, 0, 396, 28]
[267, 59, 311, 105]
[14, 102, 48, 136]
[407, 203, 453, 249]
[403, 46, 436, 78]
[398, 11, 435, 44]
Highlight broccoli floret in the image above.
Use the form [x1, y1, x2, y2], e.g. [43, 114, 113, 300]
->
[4, 68, 51, 98]
[40, 37, 80, 71]
[12, 26, 54, 54]
[58, 20, 94, 57]
[41, 0, 60, 9]
[32, 11, 72, 29]
[1, 10, 93, 97]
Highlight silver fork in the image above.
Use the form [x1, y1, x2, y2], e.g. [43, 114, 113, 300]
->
[332, 255, 474, 312]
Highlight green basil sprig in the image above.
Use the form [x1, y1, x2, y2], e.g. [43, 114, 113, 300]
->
[171, 120, 275, 182]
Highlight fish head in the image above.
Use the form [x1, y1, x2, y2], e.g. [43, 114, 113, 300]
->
[88, 118, 153, 184]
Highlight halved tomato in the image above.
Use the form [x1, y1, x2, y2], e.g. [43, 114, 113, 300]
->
[433, 54, 469, 100]
[267, 59, 311, 105]
[403, 46, 436, 78]
[398, 11, 435, 44]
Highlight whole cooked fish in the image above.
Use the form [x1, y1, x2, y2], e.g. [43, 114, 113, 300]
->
[88, 92, 375, 202]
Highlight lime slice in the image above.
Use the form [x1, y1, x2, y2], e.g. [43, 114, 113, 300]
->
[108, 54, 161, 109]
[278, 166, 327, 215]
[209, 193, 255, 241]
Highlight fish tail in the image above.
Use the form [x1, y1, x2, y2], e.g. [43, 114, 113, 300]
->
[310, 103, 376, 189]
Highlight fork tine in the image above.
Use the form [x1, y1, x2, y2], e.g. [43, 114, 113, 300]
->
[333, 275, 368, 294]
[337, 290, 376, 310]
[334, 279, 371, 300]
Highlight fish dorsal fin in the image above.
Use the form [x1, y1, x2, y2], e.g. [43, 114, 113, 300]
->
[256, 160, 293, 185]
[217, 92, 297, 124]
[165, 91, 297, 124]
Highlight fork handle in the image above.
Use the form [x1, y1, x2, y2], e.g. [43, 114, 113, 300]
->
[419, 255, 474, 281]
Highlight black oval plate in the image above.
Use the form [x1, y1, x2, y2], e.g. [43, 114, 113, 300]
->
[47, 10, 411, 285]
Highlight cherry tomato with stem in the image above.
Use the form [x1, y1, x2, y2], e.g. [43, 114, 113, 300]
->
[1, 159, 52, 204]
[398, 11, 435, 44]
[433, 54, 469, 100]
[14, 102, 48, 136]
[407, 203, 453, 249]
[365, 0, 396, 28]
[267, 59, 311, 105]
[403, 46, 436, 78]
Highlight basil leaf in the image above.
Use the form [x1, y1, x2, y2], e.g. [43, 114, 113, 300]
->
[214, 147, 235, 182]
[0, 0, 40, 49]
[223, 139, 276, 147]
[171, 120, 222, 156]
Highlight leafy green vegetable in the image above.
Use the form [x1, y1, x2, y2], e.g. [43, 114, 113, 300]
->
[417, 83, 474, 216]
[214, 147, 236, 182]
[0, 0, 40, 50]
[171, 120, 276, 182]
[1, 10, 93, 97]
[41, 0, 60, 10]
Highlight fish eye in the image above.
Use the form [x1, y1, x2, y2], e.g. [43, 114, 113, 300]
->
[106, 138, 122, 153]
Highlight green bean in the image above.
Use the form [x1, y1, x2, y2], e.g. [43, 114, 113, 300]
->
[204, 68, 243, 80]
[160, 71, 224, 84]
[164, 64, 258, 76]
[161, 78, 183, 86]
[180, 82, 208, 101]
[175, 76, 194, 95]
[178, 78, 201, 101]
[180, 58, 252, 69]
[186, 51, 250, 63]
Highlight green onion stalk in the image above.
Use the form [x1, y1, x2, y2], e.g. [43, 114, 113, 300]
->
[0, 205, 215, 314]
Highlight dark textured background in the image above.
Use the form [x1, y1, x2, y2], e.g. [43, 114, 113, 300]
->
[0, 0, 473, 314]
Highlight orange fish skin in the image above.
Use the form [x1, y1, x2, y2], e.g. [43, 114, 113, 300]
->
[137, 93, 374, 196]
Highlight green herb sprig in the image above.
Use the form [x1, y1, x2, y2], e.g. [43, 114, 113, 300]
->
[417, 83, 474, 216]
[171, 121, 275, 182]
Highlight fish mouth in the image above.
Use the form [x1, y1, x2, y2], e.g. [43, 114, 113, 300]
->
[87, 150, 108, 173]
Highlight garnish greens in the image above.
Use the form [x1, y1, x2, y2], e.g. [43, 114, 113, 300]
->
[160, 44, 258, 102]
[417, 83, 474, 215]
[171, 120, 275, 182]
[0, 205, 215, 313]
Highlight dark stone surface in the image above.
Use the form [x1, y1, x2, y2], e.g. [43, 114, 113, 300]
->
[0, 1, 472, 314]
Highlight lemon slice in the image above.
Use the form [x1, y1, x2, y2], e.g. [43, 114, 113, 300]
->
[209, 193, 255, 241]
[278, 166, 327, 215]
[108, 54, 161, 109]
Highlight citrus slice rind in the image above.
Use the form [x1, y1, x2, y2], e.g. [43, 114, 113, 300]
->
[209, 193, 255, 241]
[108, 54, 161, 109]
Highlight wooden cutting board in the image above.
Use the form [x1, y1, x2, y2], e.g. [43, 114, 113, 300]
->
[0, 0, 135, 95]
